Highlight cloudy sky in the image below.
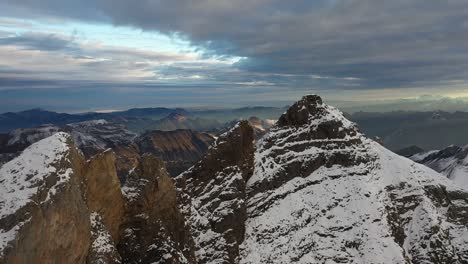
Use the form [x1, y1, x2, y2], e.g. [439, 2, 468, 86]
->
[2, 0, 468, 112]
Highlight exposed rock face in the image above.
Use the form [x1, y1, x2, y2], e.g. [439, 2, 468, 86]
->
[0, 132, 195, 264]
[84, 150, 125, 241]
[136, 129, 215, 176]
[178, 120, 255, 263]
[410, 145, 468, 190]
[240, 95, 468, 263]
[0, 133, 91, 263]
[119, 154, 195, 263]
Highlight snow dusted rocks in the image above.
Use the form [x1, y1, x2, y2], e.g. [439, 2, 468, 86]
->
[240, 95, 468, 263]
[87, 212, 122, 264]
[0, 132, 91, 263]
[0, 130, 198, 264]
[118, 154, 195, 264]
[177, 120, 255, 263]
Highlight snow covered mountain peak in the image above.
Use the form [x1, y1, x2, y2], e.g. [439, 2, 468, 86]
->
[241, 95, 468, 263]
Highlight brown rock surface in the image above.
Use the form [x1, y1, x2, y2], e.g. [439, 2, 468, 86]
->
[84, 150, 125, 241]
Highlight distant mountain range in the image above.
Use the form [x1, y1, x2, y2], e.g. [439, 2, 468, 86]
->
[5, 107, 468, 152]
[0, 106, 286, 134]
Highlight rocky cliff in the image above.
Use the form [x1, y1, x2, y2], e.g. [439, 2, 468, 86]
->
[177, 120, 255, 263]
[0, 132, 194, 264]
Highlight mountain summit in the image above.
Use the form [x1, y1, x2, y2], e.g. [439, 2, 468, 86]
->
[0, 95, 467, 263]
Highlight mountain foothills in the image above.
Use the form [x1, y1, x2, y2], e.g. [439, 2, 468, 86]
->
[0, 95, 467, 263]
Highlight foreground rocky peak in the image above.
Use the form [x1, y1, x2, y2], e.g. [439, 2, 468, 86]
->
[0, 132, 192, 263]
[0, 132, 90, 263]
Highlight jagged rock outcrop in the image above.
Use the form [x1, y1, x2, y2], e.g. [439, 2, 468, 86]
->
[177, 120, 255, 263]
[0, 131, 197, 264]
[240, 95, 468, 263]
[118, 154, 195, 263]
[136, 130, 215, 176]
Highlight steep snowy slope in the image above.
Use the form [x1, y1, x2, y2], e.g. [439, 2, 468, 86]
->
[240, 95, 468, 263]
[410, 145, 468, 190]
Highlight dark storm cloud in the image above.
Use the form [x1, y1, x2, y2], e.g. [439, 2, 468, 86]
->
[2, 0, 468, 89]
[0, 0, 468, 91]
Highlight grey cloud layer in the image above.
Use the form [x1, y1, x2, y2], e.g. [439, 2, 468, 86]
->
[3, 0, 468, 88]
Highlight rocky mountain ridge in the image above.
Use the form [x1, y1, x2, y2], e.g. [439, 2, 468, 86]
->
[0, 95, 467, 263]
[240, 95, 468, 263]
